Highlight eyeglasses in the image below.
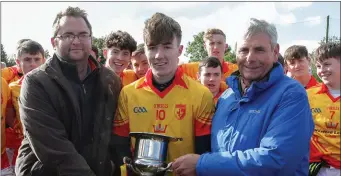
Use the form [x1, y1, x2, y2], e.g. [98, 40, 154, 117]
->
[55, 33, 91, 41]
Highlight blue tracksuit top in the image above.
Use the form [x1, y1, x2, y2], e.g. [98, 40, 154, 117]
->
[196, 63, 314, 176]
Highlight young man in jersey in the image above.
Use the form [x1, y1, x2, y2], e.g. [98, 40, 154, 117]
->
[198, 56, 224, 104]
[284, 45, 318, 89]
[180, 28, 238, 81]
[104, 30, 137, 86]
[131, 43, 149, 79]
[112, 12, 215, 176]
[0, 39, 31, 84]
[1, 78, 15, 175]
[5, 40, 45, 169]
[308, 42, 340, 176]
[172, 18, 314, 176]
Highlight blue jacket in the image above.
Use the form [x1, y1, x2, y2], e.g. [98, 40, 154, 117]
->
[196, 63, 314, 176]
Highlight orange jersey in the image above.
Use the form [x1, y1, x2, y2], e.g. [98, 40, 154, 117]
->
[307, 84, 340, 168]
[1, 66, 22, 84]
[180, 61, 237, 91]
[113, 68, 215, 163]
[180, 61, 238, 81]
[1, 77, 10, 154]
[120, 70, 138, 87]
[7, 77, 24, 149]
[213, 86, 226, 105]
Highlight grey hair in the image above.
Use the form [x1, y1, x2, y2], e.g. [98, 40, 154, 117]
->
[243, 18, 278, 48]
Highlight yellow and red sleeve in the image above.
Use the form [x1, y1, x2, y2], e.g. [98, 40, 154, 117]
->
[112, 89, 130, 137]
[194, 89, 215, 136]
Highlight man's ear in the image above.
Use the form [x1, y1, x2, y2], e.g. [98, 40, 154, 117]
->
[178, 45, 183, 56]
[15, 58, 20, 67]
[51, 38, 56, 49]
[274, 43, 280, 62]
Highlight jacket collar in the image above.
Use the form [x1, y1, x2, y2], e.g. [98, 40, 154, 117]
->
[41, 54, 101, 81]
[227, 62, 284, 100]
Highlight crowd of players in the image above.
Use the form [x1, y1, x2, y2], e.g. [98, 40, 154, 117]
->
[1, 5, 340, 176]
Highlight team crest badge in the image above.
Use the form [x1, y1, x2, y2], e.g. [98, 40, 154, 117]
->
[175, 104, 186, 120]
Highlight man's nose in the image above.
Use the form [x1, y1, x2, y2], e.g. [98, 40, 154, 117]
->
[155, 48, 165, 59]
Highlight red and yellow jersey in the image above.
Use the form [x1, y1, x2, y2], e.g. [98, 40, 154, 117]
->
[180, 61, 238, 80]
[305, 75, 319, 89]
[1, 66, 22, 84]
[213, 86, 226, 105]
[120, 70, 138, 87]
[180, 61, 237, 90]
[1, 77, 10, 154]
[6, 77, 24, 149]
[307, 84, 340, 168]
[113, 68, 215, 163]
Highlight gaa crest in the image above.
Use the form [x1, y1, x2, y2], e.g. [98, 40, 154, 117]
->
[175, 104, 186, 120]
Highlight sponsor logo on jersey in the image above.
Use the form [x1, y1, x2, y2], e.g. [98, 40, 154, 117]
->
[311, 108, 322, 113]
[153, 124, 168, 133]
[154, 104, 168, 109]
[325, 122, 339, 129]
[133, 107, 147, 113]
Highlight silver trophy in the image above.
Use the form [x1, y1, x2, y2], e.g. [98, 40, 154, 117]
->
[123, 132, 182, 176]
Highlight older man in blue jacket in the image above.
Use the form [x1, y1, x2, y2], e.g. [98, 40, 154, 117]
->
[172, 18, 314, 176]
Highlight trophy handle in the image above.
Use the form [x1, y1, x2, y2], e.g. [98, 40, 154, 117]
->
[158, 162, 173, 173]
[123, 157, 142, 175]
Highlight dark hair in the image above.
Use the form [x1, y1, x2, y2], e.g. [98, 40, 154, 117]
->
[132, 43, 145, 57]
[314, 42, 341, 63]
[284, 45, 309, 62]
[198, 56, 223, 74]
[52, 6, 92, 37]
[278, 53, 285, 66]
[16, 40, 44, 58]
[92, 45, 99, 58]
[104, 30, 137, 53]
[143, 12, 182, 46]
[16, 39, 32, 48]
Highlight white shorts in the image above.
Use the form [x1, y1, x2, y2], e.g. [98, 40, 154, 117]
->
[318, 167, 340, 176]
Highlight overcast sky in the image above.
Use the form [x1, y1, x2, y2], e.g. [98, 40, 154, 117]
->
[1, 1, 340, 62]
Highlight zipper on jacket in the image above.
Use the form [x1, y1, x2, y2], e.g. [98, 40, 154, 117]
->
[82, 84, 86, 94]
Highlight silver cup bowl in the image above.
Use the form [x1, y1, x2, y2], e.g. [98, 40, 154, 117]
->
[123, 132, 182, 176]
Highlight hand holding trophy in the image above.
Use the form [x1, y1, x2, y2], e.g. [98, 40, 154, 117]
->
[123, 132, 182, 176]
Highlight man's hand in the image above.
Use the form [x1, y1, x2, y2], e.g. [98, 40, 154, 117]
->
[172, 154, 200, 176]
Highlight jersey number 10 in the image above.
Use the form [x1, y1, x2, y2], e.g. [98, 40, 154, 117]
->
[156, 109, 166, 120]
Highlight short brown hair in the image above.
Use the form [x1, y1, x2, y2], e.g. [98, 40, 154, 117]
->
[203, 28, 226, 42]
[198, 56, 223, 74]
[284, 45, 309, 62]
[314, 42, 341, 63]
[17, 40, 44, 58]
[132, 43, 145, 57]
[105, 30, 137, 53]
[52, 6, 92, 37]
[143, 12, 182, 46]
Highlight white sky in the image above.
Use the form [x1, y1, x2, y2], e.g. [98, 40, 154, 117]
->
[1, 1, 340, 62]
